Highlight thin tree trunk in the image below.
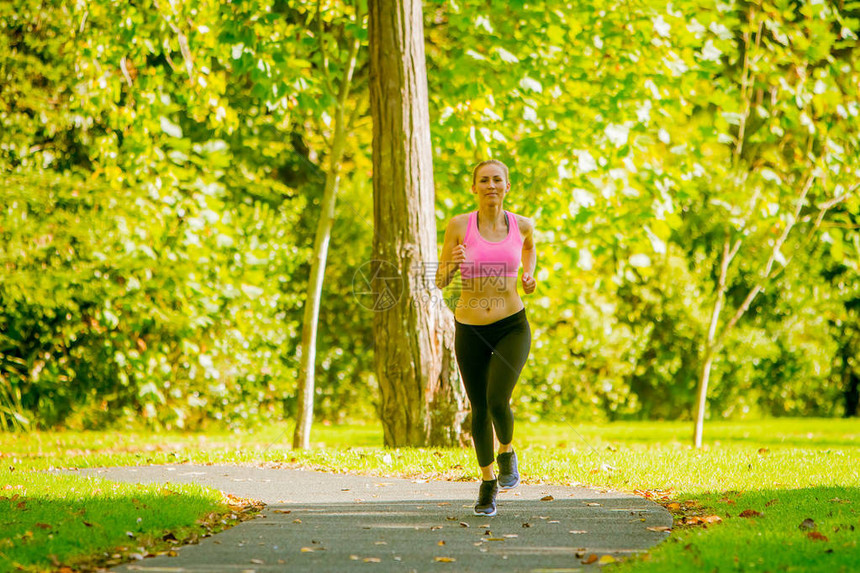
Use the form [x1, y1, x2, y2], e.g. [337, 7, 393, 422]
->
[368, 0, 467, 447]
[693, 349, 715, 449]
[292, 22, 362, 450]
[693, 238, 736, 447]
[692, 173, 818, 447]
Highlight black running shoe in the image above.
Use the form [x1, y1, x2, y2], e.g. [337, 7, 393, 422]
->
[474, 479, 499, 516]
[497, 450, 520, 489]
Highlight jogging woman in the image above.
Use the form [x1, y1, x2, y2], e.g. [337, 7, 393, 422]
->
[435, 159, 537, 516]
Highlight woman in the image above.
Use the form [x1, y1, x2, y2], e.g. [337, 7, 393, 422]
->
[435, 159, 537, 516]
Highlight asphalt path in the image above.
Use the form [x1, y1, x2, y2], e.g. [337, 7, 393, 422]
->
[73, 464, 673, 573]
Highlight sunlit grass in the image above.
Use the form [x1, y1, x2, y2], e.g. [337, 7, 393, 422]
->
[0, 470, 240, 572]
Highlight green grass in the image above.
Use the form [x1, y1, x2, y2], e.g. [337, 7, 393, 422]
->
[0, 471, 233, 571]
[1, 418, 858, 571]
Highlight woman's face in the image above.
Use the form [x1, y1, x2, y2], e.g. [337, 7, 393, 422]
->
[472, 164, 510, 204]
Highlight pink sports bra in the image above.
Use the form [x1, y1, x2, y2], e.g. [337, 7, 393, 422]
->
[461, 210, 523, 280]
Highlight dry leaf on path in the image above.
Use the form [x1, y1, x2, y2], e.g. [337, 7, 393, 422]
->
[581, 554, 598, 564]
[434, 556, 456, 563]
[647, 526, 671, 532]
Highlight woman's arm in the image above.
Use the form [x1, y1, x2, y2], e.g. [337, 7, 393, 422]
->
[435, 218, 464, 290]
[520, 216, 537, 294]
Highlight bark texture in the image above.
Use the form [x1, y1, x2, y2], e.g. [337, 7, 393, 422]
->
[369, 0, 467, 447]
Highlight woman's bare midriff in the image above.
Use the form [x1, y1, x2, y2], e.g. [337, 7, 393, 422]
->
[455, 276, 524, 325]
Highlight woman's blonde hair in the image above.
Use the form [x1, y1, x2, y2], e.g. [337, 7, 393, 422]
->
[471, 159, 509, 185]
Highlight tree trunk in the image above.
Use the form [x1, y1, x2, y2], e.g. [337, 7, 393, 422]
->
[693, 349, 715, 449]
[292, 22, 362, 450]
[292, 157, 342, 450]
[368, 0, 467, 447]
[842, 342, 859, 418]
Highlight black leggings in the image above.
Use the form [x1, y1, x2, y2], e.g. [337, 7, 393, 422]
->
[454, 308, 531, 468]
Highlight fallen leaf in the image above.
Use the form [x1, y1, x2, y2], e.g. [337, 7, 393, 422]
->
[504, 534, 518, 538]
[586, 502, 601, 507]
[807, 531, 829, 542]
[757, 448, 769, 455]
[682, 515, 722, 526]
[437, 541, 445, 546]
[459, 522, 469, 528]
[364, 557, 381, 563]
[581, 554, 598, 564]
[34, 523, 51, 530]
[300, 547, 314, 553]
[293, 519, 302, 524]
[434, 557, 456, 563]
[599, 555, 616, 564]
[430, 526, 443, 531]
[739, 509, 763, 518]
[667, 502, 681, 511]
[765, 499, 779, 507]
[272, 510, 291, 514]
[569, 530, 587, 534]
[799, 518, 816, 531]
[647, 526, 672, 532]
[541, 495, 554, 501]
[250, 559, 264, 565]
[522, 522, 532, 528]
[575, 550, 586, 558]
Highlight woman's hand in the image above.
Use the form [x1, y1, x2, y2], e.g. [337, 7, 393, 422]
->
[450, 240, 466, 269]
[521, 271, 536, 294]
